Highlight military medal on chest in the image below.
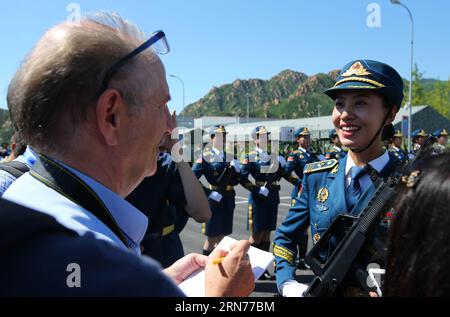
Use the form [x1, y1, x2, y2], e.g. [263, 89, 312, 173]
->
[316, 187, 329, 212]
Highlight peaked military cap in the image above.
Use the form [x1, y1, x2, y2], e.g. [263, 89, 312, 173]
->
[432, 128, 449, 137]
[209, 125, 227, 136]
[251, 126, 270, 139]
[393, 130, 403, 138]
[294, 127, 311, 138]
[411, 129, 428, 138]
[329, 128, 338, 139]
[324, 60, 404, 110]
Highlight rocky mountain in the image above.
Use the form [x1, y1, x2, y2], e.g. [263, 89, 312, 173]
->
[183, 69, 340, 119]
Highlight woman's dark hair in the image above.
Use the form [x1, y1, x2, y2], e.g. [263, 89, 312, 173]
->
[381, 124, 395, 141]
[384, 151, 450, 296]
[380, 94, 396, 141]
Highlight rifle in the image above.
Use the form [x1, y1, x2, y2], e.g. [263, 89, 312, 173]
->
[304, 170, 403, 297]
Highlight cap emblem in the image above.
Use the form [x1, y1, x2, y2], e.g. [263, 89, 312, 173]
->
[341, 61, 372, 77]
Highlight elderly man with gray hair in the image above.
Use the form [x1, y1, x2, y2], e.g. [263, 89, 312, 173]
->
[1, 12, 254, 297]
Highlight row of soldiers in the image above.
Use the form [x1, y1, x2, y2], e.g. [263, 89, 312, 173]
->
[191, 125, 321, 279]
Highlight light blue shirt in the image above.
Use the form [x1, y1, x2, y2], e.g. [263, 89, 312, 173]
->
[0, 147, 37, 196]
[3, 159, 148, 255]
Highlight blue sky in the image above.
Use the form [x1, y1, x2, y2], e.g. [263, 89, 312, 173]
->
[0, 0, 449, 113]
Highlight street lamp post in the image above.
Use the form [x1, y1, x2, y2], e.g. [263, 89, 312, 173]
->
[169, 74, 185, 121]
[391, 0, 414, 153]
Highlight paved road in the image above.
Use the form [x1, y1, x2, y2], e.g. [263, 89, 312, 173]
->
[180, 178, 314, 297]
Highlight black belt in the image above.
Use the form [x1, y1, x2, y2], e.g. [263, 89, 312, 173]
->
[255, 181, 281, 190]
[29, 154, 130, 248]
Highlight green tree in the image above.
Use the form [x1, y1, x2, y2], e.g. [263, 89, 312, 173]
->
[412, 63, 426, 106]
[425, 77, 450, 119]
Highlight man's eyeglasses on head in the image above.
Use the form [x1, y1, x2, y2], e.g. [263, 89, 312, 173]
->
[100, 30, 170, 94]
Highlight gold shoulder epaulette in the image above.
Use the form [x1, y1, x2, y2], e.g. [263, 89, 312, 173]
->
[304, 159, 338, 174]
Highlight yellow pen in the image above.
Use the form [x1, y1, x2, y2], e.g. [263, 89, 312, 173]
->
[212, 256, 226, 265]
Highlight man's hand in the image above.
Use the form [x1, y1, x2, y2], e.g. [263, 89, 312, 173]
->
[258, 186, 269, 197]
[205, 240, 255, 297]
[159, 108, 178, 152]
[230, 159, 241, 173]
[163, 253, 208, 285]
[208, 191, 223, 203]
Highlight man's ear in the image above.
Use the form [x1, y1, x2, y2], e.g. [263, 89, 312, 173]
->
[96, 90, 123, 146]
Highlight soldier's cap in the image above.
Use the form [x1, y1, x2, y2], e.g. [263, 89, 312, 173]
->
[411, 129, 428, 138]
[329, 128, 338, 139]
[324, 60, 404, 111]
[209, 125, 227, 136]
[251, 126, 270, 139]
[393, 130, 403, 138]
[294, 127, 311, 138]
[432, 128, 449, 137]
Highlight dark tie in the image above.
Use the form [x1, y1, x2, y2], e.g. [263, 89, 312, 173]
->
[346, 166, 368, 211]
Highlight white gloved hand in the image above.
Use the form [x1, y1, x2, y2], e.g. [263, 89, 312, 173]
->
[259, 186, 269, 197]
[278, 155, 287, 168]
[230, 159, 241, 173]
[280, 280, 309, 297]
[208, 191, 223, 203]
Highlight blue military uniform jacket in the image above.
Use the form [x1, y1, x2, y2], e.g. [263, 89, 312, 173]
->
[240, 150, 285, 233]
[388, 146, 408, 165]
[284, 148, 319, 188]
[126, 152, 187, 265]
[192, 148, 240, 236]
[240, 150, 284, 190]
[273, 155, 399, 288]
[325, 145, 347, 161]
[192, 148, 240, 196]
[284, 148, 321, 201]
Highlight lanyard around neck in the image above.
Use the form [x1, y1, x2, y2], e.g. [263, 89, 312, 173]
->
[29, 154, 130, 248]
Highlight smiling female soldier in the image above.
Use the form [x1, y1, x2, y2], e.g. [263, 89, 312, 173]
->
[273, 60, 404, 297]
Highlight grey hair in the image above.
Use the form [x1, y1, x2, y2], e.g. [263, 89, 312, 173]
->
[86, 11, 146, 44]
[7, 11, 157, 154]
